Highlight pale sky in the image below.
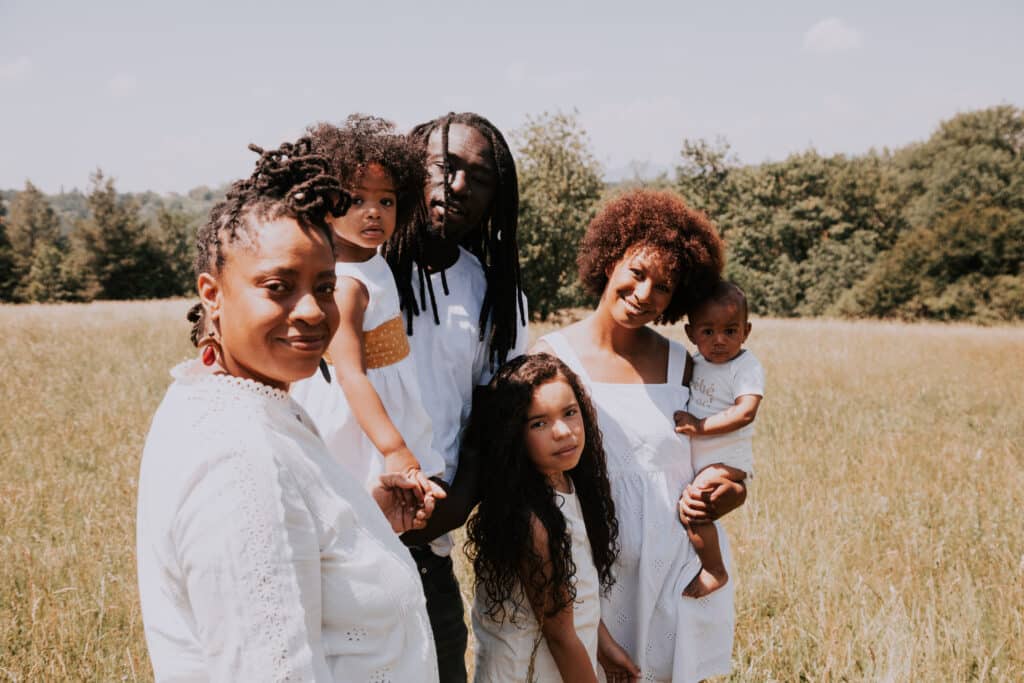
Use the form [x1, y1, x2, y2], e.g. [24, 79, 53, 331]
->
[2, 0, 1022, 193]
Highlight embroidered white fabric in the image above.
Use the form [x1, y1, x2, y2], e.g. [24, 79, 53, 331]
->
[542, 332, 735, 683]
[471, 488, 601, 682]
[137, 360, 439, 682]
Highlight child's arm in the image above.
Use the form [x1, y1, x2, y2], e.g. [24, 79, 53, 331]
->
[330, 277, 443, 498]
[674, 394, 762, 437]
[524, 515, 599, 683]
[596, 620, 641, 681]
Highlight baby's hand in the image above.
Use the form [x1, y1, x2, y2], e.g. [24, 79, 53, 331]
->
[673, 410, 702, 436]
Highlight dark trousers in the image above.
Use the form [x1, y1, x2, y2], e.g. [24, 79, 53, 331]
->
[410, 546, 468, 683]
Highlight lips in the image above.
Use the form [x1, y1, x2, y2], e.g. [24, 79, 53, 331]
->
[554, 444, 579, 458]
[622, 298, 647, 316]
[281, 334, 329, 352]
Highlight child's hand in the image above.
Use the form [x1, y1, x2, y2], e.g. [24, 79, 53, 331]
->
[382, 446, 447, 516]
[673, 410, 702, 436]
[597, 624, 641, 681]
[372, 472, 437, 533]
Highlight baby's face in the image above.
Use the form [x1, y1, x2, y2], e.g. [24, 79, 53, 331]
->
[686, 301, 751, 364]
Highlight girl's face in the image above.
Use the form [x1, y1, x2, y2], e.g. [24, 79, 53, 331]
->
[198, 216, 339, 391]
[329, 163, 397, 261]
[601, 244, 677, 328]
[523, 378, 585, 490]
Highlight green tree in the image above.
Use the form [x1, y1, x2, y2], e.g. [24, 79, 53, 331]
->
[71, 170, 166, 299]
[676, 136, 740, 221]
[514, 111, 604, 319]
[0, 197, 15, 300]
[5, 181, 63, 300]
[151, 206, 199, 296]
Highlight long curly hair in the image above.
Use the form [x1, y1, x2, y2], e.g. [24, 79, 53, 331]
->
[306, 115, 426, 244]
[383, 112, 525, 367]
[464, 353, 619, 623]
[578, 189, 725, 324]
[187, 136, 346, 345]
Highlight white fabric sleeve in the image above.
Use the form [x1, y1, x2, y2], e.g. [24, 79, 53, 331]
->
[733, 352, 765, 399]
[173, 451, 332, 682]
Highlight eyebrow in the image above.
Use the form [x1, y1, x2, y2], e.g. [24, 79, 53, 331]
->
[527, 401, 578, 421]
[252, 267, 335, 280]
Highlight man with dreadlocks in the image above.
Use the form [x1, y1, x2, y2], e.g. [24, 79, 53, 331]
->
[383, 112, 528, 682]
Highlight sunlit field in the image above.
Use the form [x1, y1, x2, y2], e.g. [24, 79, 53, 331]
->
[1, 301, 1022, 681]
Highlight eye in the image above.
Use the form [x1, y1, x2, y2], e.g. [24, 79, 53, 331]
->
[529, 420, 546, 430]
[564, 407, 578, 418]
[655, 283, 673, 294]
[629, 268, 643, 280]
[351, 196, 364, 206]
[701, 329, 714, 337]
[380, 197, 395, 208]
[317, 281, 336, 295]
[725, 327, 737, 336]
[265, 279, 290, 294]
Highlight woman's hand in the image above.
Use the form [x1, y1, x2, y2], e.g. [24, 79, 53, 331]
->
[597, 621, 640, 682]
[371, 472, 437, 533]
[678, 474, 746, 523]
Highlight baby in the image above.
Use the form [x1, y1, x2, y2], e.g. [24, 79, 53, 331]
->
[675, 281, 765, 598]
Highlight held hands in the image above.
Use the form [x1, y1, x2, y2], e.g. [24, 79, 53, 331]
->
[673, 410, 703, 437]
[378, 445, 446, 533]
[677, 472, 747, 525]
[371, 472, 444, 533]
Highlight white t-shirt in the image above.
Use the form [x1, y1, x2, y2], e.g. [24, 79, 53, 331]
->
[407, 246, 529, 482]
[137, 361, 438, 682]
[687, 349, 765, 476]
[406, 247, 528, 557]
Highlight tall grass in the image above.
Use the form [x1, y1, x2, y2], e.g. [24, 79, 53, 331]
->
[1, 302, 1021, 681]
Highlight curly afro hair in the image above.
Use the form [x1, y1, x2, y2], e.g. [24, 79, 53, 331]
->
[306, 114, 427, 238]
[578, 189, 725, 324]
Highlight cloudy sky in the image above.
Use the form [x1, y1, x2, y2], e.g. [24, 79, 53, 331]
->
[1, 0, 1022, 193]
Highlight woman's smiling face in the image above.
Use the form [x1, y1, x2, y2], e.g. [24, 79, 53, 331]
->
[601, 244, 678, 328]
[199, 215, 339, 390]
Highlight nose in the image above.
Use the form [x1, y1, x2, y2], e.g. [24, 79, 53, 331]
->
[552, 419, 572, 439]
[448, 168, 468, 195]
[365, 202, 380, 218]
[634, 278, 652, 302]
[292, 290, 326, 326]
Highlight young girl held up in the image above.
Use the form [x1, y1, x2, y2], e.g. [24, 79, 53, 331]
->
[137, 138, 438, 680]
[291, 115, 446, 503]
[465, 353, 640, 682]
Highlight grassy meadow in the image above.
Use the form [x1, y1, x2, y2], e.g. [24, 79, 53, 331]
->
[1, 300, 1022, 681]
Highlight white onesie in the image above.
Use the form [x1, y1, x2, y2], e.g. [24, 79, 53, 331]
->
[687, 349, 765, 477]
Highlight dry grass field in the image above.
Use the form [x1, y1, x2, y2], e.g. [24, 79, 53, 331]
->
[1, 300, 1022, 681]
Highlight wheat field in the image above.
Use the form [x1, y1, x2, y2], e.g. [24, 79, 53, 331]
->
[1, 300, 1021, 681]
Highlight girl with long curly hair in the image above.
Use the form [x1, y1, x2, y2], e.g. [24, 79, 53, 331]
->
[465, 353, 637, 682]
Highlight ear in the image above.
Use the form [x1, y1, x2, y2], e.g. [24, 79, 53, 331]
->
[197, 272, 222, 323]
[684, 323, 696, 344]
[744, 321, 752, 339]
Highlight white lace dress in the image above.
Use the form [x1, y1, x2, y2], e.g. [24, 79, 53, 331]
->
[541, 332, 735, 683]
[137, 360, 438, 682]
[291, 252, 444, 486]
[471, 487, 601, 682]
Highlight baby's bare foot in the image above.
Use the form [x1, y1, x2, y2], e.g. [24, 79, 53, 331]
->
[682, 567, 728, 598]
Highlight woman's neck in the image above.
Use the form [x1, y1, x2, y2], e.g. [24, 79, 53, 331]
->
[547, 471, 572, 494]
[581, 305, 652, 356]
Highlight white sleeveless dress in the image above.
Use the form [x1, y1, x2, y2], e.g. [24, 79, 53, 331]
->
[541, 332, 735, 683]
[471, 486, 601, 682]
[291, 252, 445, 486]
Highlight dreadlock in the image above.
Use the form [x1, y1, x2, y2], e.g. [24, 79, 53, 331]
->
[187, 136, 347, 345]
[382, 112, 525, 368]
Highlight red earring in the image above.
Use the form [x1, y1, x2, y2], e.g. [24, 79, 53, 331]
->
[199, 330, 221, 367]
[202, 345, 217, 366]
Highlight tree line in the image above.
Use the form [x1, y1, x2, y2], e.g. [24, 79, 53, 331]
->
[1, 105, 1021, 323]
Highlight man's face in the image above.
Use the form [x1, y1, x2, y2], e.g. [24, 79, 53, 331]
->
[423, 123, 498, 243]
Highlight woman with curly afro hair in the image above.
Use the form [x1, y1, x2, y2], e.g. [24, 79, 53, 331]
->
[533, 189, 746, 682]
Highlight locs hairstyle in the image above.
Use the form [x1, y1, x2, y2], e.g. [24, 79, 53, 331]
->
[577, 189, 725, 324]
[464, 353, 619, 624]
[186, 137, 347, 345]
[306, 114, 427, 241]
[382, 112, 525, 368]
